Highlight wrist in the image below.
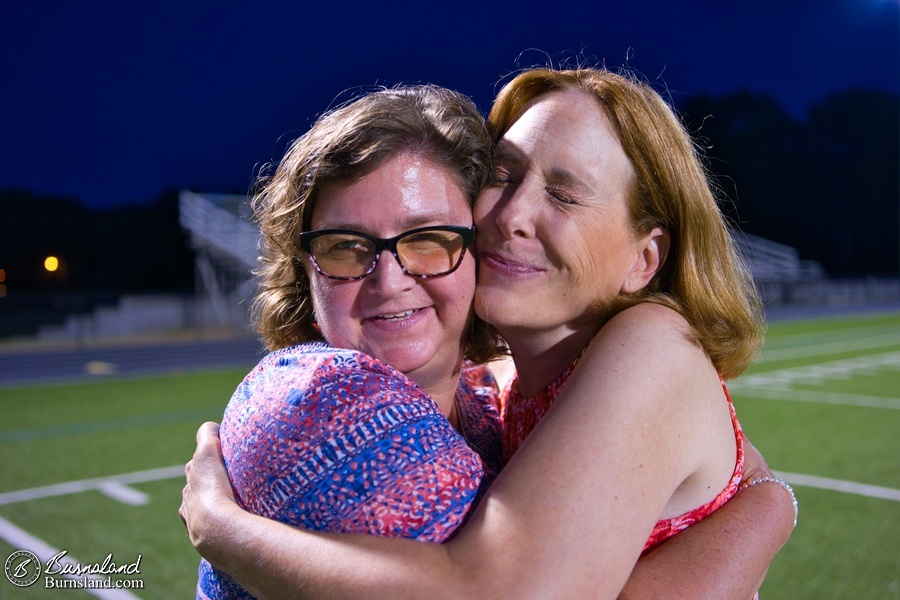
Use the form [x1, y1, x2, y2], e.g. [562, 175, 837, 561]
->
[740, 475, 800, 542]
[195, 497, 245, 571]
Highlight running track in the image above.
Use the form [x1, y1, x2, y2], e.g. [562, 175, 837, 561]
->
[0, 337, 265, 388]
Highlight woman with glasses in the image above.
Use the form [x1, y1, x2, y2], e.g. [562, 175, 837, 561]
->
[184, 74, 796, 599]
[192, 84, 508, 598]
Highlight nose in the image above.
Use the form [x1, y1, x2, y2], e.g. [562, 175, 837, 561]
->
[478, 179, 537, 240]
[365, 249, 416, 295]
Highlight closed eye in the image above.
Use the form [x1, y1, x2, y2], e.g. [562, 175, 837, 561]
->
[491, 153, 530, 183]
[489, 166, 515, 184]
[547, 186, 578, 205]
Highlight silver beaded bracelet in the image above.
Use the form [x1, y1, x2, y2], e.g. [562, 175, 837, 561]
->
[740, 476, 799, 528]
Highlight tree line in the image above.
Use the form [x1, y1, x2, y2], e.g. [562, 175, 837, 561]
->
[2, 189, 194, 295]
[2, 87, 898, 301]
[678, 88, 898, 276]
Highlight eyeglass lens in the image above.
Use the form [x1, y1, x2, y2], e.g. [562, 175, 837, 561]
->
[309, 229, 467, 279]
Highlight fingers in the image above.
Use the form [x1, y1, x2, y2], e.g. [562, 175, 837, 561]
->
[179, 495, 188, 527]
[194, 422, 224, 463]
[181, 456, 194, 530]
[197, 421, 221, 444]
[180, 422, 218, 534]
[179, 423, 225, 545]
[741, 432, 775, 481]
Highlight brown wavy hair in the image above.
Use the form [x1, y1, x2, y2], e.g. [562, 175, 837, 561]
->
[251, 84, 504, 362]
[488, 68, 763, 379]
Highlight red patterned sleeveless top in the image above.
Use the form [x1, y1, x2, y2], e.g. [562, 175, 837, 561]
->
[500, 362, 745, 554]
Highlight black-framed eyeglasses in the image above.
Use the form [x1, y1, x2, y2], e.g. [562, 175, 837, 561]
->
[299, 225, 475, 281]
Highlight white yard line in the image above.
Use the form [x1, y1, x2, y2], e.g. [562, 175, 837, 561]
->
[0, 465, 184, 506]
[778, 471, 900, 503]
[0, 515, 141, 598]
[737, 350, 900, 389]
[97, 482, 150, 506]
[731, 346, 900, 408]
[759, 331, 900, 362]
[729, 385, 900, 410]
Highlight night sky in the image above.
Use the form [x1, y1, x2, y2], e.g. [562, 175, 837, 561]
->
[2, 0, 898, 211]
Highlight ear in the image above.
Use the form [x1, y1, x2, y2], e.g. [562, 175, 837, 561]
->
[621, 227, 670, 294]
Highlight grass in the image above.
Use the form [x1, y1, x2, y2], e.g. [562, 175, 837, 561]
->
[1, 312, 899, 598]
[731, 311, 900, 598]
[0, 369, 248, 598]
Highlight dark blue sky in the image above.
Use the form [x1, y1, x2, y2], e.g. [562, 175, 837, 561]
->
[2, 0, 898, 210]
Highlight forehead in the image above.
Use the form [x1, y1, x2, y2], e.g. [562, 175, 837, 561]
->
[312, 152, 472, 231]
[496, 89, 633, 192]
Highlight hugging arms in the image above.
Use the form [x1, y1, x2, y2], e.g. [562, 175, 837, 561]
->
[182, 69, 796, 599]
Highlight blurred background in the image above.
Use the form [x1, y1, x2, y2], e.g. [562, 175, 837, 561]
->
[1, 3, 898, 598]
[2, 0, 898, 344]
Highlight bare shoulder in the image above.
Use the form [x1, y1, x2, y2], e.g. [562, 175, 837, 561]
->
[598, 303, 696, 349]
[578, 303, 713, 394]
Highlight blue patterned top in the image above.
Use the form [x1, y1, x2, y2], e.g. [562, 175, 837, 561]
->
[197, 341, 502, 599]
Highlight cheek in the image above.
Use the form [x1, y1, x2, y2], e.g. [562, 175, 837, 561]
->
[306, 267, 326, 315]
[309, 278, 358, 339]
[557, 220, 615, 289]
[473, 188, 498, 227]
[437, 259, 477, 318]
[558, 249, 605, 304]
[570, 230, 636, 297]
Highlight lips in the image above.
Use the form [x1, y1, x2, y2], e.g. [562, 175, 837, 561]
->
[364, 307, 429, 327]
[480, 251, 544, 275]
[374, 309, 418, 321]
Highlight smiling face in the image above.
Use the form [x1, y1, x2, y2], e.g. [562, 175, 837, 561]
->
[307, 151, 476, 392]
[474, 89, 650, 350]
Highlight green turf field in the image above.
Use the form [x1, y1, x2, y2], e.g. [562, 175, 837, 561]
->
[1, 311, 898, 598]
[0, 370, 249, 598]
[730, 311, 900, 598]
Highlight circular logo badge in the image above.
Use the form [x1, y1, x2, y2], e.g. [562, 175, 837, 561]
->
[5, 550, 41, 587]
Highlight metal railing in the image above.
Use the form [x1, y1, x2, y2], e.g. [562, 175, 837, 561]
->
[734, 232, 824, 283]
[178, 191, 259, 269]
[179, 191, 260, 329]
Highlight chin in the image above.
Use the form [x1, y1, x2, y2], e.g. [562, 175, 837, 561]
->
[474, 292, 518, 329]
[377, 345, 434, 375]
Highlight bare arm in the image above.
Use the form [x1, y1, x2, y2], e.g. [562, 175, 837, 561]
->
[181, 429, 794, 600]
[619, 436, 796, 599]
[182, 307, 791, 598]
[181, 423, 465, 599]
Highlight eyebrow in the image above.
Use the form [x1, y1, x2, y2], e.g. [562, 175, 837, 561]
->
[492, 142, 525, 167]
[494, 141, 594, 194]
[545, 168, 593, 194]
[315, 213, 471, 233]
